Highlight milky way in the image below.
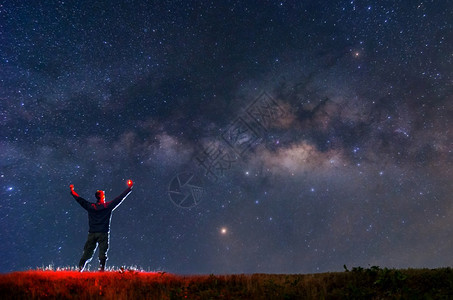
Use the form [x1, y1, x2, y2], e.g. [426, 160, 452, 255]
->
[1, 1, 452, 274]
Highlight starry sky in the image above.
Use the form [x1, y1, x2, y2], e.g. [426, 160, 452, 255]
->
[1, 0, 452, 274]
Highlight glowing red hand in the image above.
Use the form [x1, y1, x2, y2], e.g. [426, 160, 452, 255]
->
[127, 179, 133, 188]
[69, 184, 79, 197]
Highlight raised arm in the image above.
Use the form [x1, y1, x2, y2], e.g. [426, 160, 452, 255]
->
[69, 184, 92, 211]
[109, 180, 134, 209]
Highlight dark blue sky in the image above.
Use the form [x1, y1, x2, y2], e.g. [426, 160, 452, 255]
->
[1, 0, 452, 274]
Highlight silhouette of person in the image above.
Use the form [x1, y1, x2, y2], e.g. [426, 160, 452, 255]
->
[69, 180, 133, 272]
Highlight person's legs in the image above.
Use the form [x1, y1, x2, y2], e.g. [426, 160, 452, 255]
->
[79, 233, 98, 272]
[97, 232, 110, 271]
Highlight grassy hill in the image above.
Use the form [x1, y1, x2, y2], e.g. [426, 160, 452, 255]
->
[0, 266, 452, 299]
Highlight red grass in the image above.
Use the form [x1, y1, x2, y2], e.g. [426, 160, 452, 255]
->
[1, 267, 452, 299]
[0, 270, 175, 299]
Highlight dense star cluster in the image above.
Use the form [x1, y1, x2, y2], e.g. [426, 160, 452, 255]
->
[1, 1, 451, 274]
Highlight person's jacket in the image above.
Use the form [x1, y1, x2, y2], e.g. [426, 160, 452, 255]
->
[72, 187, 132, 233]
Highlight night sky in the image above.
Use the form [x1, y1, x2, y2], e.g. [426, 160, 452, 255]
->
[1, 1, 452, 274]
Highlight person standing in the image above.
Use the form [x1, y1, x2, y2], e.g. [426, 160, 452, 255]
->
[69, 180, 133, 272]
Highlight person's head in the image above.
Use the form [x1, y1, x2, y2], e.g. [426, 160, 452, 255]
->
[95, 190, 106, 203]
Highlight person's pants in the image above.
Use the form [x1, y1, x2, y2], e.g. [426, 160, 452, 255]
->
[79, 232, 109, 270]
